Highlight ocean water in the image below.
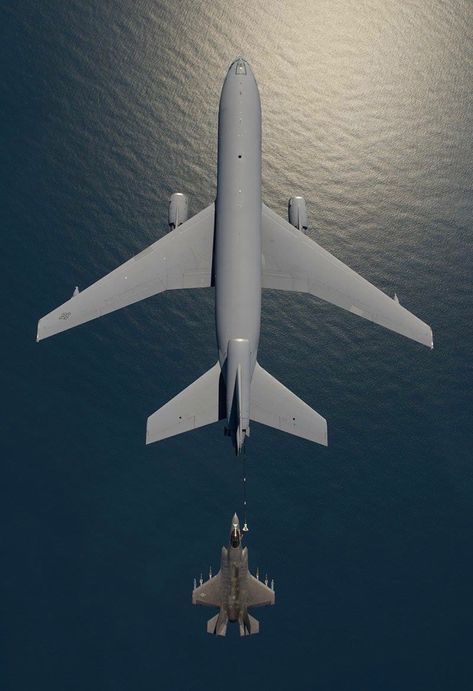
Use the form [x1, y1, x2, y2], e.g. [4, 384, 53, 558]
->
[2, 1, 472, 689]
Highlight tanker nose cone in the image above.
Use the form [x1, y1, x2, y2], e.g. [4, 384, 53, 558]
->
[234, 58, 247, 75]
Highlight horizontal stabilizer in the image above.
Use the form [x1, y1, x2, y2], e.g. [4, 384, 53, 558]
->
[146, 362, 224, 444]
[240, 613, 260, 636]
[207, 611, 228, 636]
[250, 363, 327, 446]
[207, 613, 219, 635]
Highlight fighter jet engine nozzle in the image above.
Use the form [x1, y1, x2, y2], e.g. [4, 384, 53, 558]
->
[288, 196, 308, 232]
[168, 193, 189, 230]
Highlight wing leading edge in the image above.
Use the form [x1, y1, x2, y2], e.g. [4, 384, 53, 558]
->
[261, 204, 433, 348]
[37, 203, 215, 341]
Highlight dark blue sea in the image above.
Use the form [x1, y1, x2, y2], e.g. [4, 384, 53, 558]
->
[2, 1, 472, 689]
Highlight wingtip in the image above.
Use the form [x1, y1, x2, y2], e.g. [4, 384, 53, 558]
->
[145, 418, 160, 446]
[417, 325, 433, 350]
[322, 419, 328, 447]
[423, 326, 434, 350]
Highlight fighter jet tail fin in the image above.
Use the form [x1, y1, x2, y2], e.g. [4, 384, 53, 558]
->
[207, 611, 228, 636]
[240, 613, 260, 636]
[146, 362, 225, 444]
[250, 362, 328, 446]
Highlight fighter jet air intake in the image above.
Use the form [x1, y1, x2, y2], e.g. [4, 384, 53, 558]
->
[37, 58, 433, 454]
[193, 514, 274, 636]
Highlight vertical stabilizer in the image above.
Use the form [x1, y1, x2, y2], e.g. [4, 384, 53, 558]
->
[226, 339, 251, 454]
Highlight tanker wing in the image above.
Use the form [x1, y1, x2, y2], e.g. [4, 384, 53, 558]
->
[37, 204, 215, 341]
[261, 203, 433, 349]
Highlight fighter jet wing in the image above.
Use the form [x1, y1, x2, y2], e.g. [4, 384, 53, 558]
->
[192, 573, 222, 608]
[37, 203, 215, 341]
[261, 204, 433, 348]
[247, 574, 275, 608]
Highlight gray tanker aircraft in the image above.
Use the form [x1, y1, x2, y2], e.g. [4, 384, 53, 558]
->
[192, 514, 274, 636]
[37, 58, 433, 454]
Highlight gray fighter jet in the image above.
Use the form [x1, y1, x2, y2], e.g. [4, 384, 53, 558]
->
[193, 514, 274, 636]
[37, 58, 433, 453]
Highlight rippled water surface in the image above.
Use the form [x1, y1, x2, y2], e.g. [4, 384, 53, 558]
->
[2, 1, 472, 690]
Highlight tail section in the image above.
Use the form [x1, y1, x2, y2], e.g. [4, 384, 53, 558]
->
[240, 612, 260, 636]
[145, 352, 326, 449]
[146, 362, 225, 444]
[225, 339, 251, 455]
[250, 362, 328, 446]
[207, 611, 228, 636]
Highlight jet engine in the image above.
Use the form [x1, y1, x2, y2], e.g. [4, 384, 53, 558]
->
[168, 193, 189, 230]
[288, 196, 308, 232]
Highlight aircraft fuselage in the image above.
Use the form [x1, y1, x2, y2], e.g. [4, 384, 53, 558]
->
[37, 57, 433, 455]
[215, 58, 262, 450]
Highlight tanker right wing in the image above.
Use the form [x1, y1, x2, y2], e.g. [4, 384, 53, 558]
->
[261, 203, 433, 348]
[37, 203, 215, 342]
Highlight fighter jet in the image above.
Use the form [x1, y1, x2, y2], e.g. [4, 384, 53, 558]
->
[37, 58, 433, 453]
[193, 514, 274, 636]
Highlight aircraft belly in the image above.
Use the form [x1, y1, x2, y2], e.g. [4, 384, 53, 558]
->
[215, 217, 261, 364]
[215, 61, 262, 366]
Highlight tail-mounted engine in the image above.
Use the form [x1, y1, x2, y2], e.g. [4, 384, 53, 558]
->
[288, 196, 308, 232]
[168, 193, 189, 230]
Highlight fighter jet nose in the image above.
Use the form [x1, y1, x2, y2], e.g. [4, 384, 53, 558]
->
[230, 513, 241, 548]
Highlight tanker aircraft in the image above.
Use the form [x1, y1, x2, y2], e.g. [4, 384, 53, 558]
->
[37, 58, 433, 453]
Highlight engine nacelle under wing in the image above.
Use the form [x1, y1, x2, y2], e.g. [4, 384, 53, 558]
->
[168, 192, 189, 229]
[288, 196, 308, 232]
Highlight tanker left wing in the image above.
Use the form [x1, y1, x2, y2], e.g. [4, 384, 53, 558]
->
[37, 203, 215, 342]
[261, 203, 433, 349]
